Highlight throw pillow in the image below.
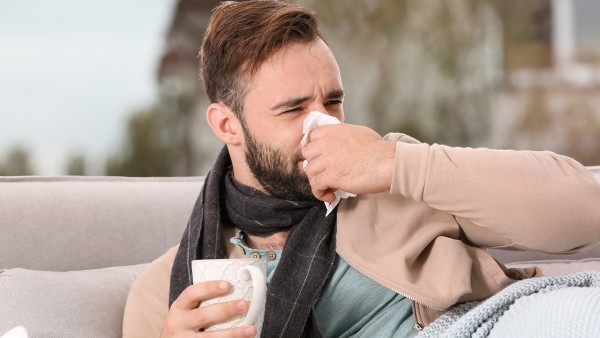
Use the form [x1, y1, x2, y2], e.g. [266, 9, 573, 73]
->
[0, 264, 146, 338]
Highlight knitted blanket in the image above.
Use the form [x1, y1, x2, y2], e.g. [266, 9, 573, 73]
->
[417, 272, 600, 338]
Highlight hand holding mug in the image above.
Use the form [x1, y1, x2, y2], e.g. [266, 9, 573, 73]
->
[161, 280, 257, 337]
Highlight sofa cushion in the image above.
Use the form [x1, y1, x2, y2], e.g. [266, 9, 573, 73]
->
[489, 245, 600, 264]
[0, 264, 146, 338]
[507, 258, 600, 276]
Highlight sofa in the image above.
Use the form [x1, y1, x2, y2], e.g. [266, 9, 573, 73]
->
[1, 168, 599, 337]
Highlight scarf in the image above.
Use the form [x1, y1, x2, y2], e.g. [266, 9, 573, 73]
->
[169, 146, 337, 337]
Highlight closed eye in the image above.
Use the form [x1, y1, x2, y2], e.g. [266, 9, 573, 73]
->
[282, 106, 303, 114]
[325, 100, 343, 106]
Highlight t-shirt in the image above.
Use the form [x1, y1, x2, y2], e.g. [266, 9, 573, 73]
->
[230, 231, 417, 337]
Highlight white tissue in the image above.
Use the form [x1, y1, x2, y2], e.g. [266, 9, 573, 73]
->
[301, 111, 356, 216]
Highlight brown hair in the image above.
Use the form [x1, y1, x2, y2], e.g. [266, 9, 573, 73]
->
[200, 0, 322, 117]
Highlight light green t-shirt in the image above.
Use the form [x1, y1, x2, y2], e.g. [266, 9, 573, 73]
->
[231, 232, 417, 337]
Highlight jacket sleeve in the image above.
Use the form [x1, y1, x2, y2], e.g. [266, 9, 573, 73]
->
[386, 133, 600, 253]
[122, 246, 178, 338]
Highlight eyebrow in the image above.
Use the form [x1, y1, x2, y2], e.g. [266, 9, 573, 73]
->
[270, 89, 345, 111]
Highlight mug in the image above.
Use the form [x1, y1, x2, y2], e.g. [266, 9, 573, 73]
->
[191, 258, 267, 334]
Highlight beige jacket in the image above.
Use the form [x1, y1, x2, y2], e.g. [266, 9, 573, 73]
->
[123, 134, 600, 336]
[336, 134, 600, 327]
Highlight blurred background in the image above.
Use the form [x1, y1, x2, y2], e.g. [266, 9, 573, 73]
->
[1, 0, 599, 177]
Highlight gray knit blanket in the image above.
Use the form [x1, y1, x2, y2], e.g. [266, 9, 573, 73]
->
[417, 271, 600, 338]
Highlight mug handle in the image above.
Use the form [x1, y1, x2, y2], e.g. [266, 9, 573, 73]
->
[238, 265, 267, 326]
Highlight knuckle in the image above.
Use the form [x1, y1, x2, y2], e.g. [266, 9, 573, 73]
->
[311, 175, 327, 190]
[189, 307, 209, 326]
[182, 284, 204, 304]
[309, 175, 319, 186]
[162, 315, 182, 335]
[182, 284, 199, 298]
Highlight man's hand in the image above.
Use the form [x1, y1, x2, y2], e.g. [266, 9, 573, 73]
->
[161, 280, 257, 337]
[302, 123, 396, 202]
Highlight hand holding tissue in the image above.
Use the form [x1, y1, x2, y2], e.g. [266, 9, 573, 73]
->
[301, 111, 356, 216]
[301, 111, 397, 214]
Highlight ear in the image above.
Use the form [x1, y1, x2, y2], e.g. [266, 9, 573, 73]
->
[206, 103, 243, 145]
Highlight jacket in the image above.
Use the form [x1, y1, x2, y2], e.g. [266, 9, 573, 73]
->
[335, 133, 600, 328]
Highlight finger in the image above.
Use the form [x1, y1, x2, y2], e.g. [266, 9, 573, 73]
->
[301, 137, 327, 162]
[305, 124, 337, 144]
[312, 187, 336, 203]
[301, 142, 317, 162]
[302, 154, 326, 178]
[304, 158, 337, 201]
[201, 325, 256, 338]
[172, 280, 231, 310]
[188, 299, 249, 331]
[310, 175, 337, 203]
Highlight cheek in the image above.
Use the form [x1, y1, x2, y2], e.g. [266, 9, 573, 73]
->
[251, 116, 306, 152]
[274, 119, 305, 146]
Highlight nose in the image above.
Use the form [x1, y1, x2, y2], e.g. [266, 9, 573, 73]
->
[308, 103, 328, 115]
[306, 101, 344, 122]
[307, 105, 344, 122]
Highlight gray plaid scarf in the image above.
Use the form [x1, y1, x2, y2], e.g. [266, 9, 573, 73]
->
[169, 146, 337, 337]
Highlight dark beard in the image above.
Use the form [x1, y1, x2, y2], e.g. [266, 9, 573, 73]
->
[243, 127, 316, 201]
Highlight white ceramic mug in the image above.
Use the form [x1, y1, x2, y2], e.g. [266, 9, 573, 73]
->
[191, 258, 267, 334]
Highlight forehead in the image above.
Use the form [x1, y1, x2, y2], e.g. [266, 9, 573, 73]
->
[245, 39, 342, 102]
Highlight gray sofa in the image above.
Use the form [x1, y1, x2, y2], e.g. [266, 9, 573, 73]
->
[1, 169, 599, 337]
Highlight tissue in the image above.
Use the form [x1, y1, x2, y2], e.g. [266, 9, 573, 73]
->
[301, 111, 356, 216]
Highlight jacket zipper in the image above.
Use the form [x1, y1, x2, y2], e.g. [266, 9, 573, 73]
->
[411, 302, 423, 331]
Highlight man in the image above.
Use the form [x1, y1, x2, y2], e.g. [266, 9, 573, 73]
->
[123, 1, 600, 337]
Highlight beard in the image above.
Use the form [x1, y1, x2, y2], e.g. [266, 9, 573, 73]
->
[243, 127, 316, 201]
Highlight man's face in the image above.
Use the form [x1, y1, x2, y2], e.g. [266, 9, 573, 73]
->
[238, 39, 344, 200]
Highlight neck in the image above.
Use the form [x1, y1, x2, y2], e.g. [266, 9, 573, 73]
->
[244, 230, 290, 250]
